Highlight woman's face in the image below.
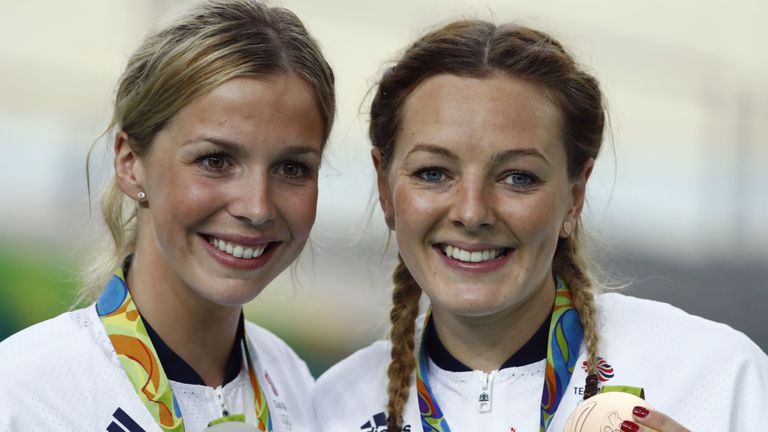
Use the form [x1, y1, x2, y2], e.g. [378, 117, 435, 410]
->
[125, 74, 324, 307]
[375, 73, 589, 321]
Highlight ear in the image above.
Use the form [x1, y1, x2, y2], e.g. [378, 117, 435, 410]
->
[114, 131, 146, 203]
[371, 148, 395, 230]
[561, 158, 594, 237]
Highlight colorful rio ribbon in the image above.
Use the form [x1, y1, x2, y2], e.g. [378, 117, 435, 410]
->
[96, 268, 272, 432]
[415, 277, 584, 432]
[243, 338, 273, 432]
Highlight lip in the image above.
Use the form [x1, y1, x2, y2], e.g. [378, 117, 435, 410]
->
[199, 234, 281, 270]
[433, 244, 512, 273]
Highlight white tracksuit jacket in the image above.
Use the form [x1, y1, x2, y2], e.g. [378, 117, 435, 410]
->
[0, 305, 314, 432]
[313, 293, 768, 431]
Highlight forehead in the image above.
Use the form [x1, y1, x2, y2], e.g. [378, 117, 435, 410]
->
[162, 73, 324, 152]
[395, 73, 564, 163]
[181, 74, 319, 126]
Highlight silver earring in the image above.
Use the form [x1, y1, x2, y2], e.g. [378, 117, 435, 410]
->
[563, 221, 573, 236]
[137, 191, 147, 201]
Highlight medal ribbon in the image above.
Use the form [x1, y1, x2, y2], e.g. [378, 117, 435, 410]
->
[415, 277, 584, 432]
[244, 337, 273, 432]
[96, 269, 272, 432]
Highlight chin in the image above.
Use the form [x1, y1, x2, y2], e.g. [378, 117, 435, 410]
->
[195, 279, 269, 308]
[436, 295, 513, 318]
[205, 291, 261, 308]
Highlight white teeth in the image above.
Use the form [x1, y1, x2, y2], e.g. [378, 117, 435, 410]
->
[441, 245, 505, 263]
[208, 237, 268, 260]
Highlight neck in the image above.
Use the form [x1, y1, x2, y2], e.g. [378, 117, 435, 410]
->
[127, 242, 241, 388]
[430, 276, 556, 373]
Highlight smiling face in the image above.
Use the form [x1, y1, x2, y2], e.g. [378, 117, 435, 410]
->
[118, 73, 324, 308]
[375, 73, 589, 321]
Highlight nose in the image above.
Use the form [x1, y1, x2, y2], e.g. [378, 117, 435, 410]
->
[228, 172, 276, 226]
[449, 176, 495, 231]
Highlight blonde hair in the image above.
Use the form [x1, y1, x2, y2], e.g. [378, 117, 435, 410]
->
[368, 21, 605, 429]
[79, 0, 335, 302]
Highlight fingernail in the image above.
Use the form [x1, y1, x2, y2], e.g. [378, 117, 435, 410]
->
[633, 405, 650, 418]
[621, 420, 639, 432]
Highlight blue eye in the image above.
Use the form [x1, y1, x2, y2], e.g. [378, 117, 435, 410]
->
[502, 172, 538, 188]
[414, 168, 447, 183]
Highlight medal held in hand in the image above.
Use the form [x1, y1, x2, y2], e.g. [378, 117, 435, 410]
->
[564, 392, 653, 432]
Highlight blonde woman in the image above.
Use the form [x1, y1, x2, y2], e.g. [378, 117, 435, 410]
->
[314, 20, 768, 432]
[0, 1, 334, 431]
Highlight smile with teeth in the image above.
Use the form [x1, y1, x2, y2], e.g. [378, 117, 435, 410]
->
[440, 245, 507, 263]
[208, 237, 268, 259]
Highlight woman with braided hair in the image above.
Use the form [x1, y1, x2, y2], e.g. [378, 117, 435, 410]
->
[314, 19, 768, 432]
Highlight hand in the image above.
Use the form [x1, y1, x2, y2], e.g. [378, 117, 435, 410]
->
[619, 406, 691, 432]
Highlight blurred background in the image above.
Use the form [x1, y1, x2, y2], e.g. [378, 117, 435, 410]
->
[1, 0, 766, 376]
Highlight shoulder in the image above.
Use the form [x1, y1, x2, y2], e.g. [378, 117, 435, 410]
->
[596, 292, 764, 356]
[316, 339, 391, 392]
[243, 321, 319, 430]
[594, 292, 768, 389]
[594, 293, 768, 429]
[244, 320, 309, 370]
[244, 320, 314, 389]
[0, 306, 154, 430]
[1, 308, 82, 350]
[0, 306, 115, 375]
[313, 339, 391, 429]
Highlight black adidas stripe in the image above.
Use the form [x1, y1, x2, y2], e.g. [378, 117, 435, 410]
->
[106, 422, 125, 432]
[106, 408, 146, 432]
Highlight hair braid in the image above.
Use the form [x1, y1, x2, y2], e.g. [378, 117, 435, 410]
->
[553, 225, 600, 399]
[386, 256, 422, 431]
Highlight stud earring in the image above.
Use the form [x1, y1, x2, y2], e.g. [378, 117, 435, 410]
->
[137, 191, 147, 201]
[563, 221, 573, 236]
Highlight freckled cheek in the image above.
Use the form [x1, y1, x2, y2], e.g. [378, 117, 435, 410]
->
[498, 196, 563, 245]
[392, 187, 443, 234]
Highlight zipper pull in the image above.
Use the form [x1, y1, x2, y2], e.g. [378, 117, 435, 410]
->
[477, 371, 494, 413]
[213, 386, 230, 417]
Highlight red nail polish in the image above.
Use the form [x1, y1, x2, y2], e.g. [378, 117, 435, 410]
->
[633, 405, 650, 418]
[621, 420, 640, 432]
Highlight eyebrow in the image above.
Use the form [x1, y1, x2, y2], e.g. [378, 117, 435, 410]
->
[188, 136, 239, 151]
[187, 136, 321, 158]
[404, 144, 458, 161]
[404, 143, 550, 165]
[275, 145, 322, 158]
[490, 148, 550, 165]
